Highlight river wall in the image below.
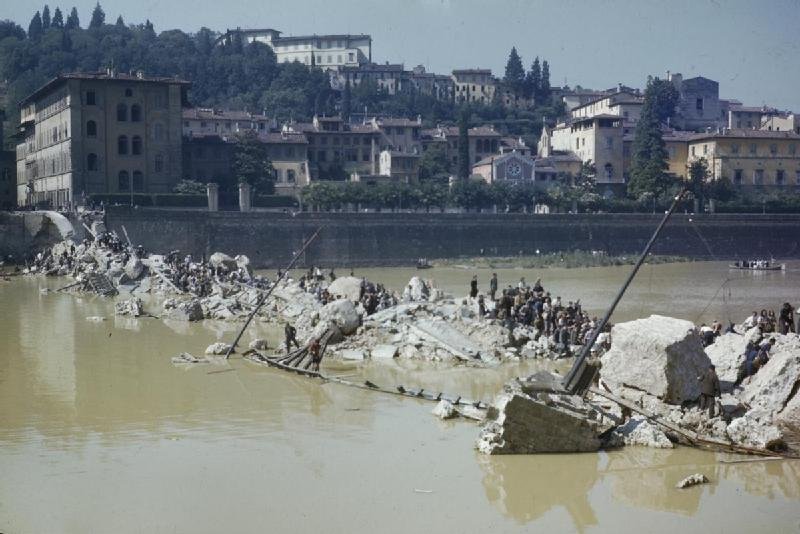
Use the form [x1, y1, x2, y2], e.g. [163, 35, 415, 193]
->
[95, 208, 800, 268]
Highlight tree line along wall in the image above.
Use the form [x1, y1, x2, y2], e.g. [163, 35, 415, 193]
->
[100, 207, 800, 268]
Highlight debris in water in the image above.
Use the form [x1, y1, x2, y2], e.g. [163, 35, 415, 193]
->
[676, 473, 709, 489]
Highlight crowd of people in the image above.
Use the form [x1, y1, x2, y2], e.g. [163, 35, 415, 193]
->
[296, 267, 398, 315]
[469, 273, 610, 355]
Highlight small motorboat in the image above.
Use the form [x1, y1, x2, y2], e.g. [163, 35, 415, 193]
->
[415, 258, 432, 270]
[729, 260, 785, 271]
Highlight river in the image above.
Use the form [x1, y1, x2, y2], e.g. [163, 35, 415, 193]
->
[1, 262, 799, 533]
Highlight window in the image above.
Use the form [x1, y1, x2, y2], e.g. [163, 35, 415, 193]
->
[86, 120, 97, 137]
[605, 137, 613, 149]
[348, 52, 354, 62]
[696, 98, 703, 110]
[124, 88, 133, 97]
[86, 91, 96, 105]
[734, 169, 743, 184]
[287, 169, 296, 183]
[770, 143, 778, 155]
[604, 163, 613, 181]
[790, 144, 797, 155]
[155, 154, 164, 173]
[131, 104, 142, 122]
[132, 136, 142, 155]
[118, 170, 130, 191]
[703, 144, 708, 155]
[87, 153, 98, 171]
[575, 138, 580, 150]
[362, 152, 370, 162]
[777, 170, 785, 185]
[118, 135, 128, 155]
[132, 171, 144, 192]
[327, 55, 332, 63]
[154, 94, 165, 109]
[691, 146, 696, 156]
[317, 151, 326, 162]
[754, 169, 764, 185]
[117, 103, 127, 121]
[749, 143, 757, 155]
[731, 143, 740, 154]
[337, 55, 342, 63]
[153, 123, 164, 141]
[796, 170, 800, 185]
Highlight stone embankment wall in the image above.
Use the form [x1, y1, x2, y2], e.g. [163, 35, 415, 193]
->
[98, 207, 800, 268]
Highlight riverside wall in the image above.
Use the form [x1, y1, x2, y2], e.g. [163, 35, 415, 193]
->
[95, 208, 800, 268]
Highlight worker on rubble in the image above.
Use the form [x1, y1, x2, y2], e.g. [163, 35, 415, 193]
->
[469, 275, 478, 299]
[697, 364, 721, 418]
[284, 323, 300, 354]
[309, 338, 322, 372]
[489, 273, 498, 301]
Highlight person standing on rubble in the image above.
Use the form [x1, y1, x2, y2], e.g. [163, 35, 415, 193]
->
[698, 364, 721, 418]
[284, 323, 300, 354]
[489, 273, 498, 301]
[469, 275, 478, 299]
[309, 337, 322, 372]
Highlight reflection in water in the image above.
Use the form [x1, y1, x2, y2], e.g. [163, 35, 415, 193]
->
[3, 268, 800, 533]
[479, 453, 599, 531]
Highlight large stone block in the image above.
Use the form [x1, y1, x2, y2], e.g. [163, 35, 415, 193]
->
[600, 315, 711, 404]
[327, 276, 363, 302]
[705, 332, 747, 391]
[319, 299, 360, 335]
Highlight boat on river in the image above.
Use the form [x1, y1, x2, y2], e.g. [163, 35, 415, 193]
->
[415, 258, 432, 270]
[729, 260, 785, 271]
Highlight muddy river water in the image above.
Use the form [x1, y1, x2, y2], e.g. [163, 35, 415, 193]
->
[2, 261, 800, 533]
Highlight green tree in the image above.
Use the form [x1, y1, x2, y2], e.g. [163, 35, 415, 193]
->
[449, 177, 490, 210]
[503, 46, 525, 96]
[341, 79, 351, 122]
[66, 7, 79, 29]
[51, 7, 64, 28]
[644, 76, 679, 123]
[42, 6, 51, 29]
[628, 106, 675, 200]
[173, 179, 207, 195]
[89, 2, 105, 29]
[115, 15, 125, 27]
[232, 130, 274, 193]
[526, 57, 541, 102]
[540, 59, 551, 103]
[28, 11, 43, 40]
[456, 108, 470, 180]
[418, 143, 450, 181]
[0, 20, 26, 41]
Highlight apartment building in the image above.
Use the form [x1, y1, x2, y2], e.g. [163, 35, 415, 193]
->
[16, 71, 188, 207]
[452, 69, 497, 104]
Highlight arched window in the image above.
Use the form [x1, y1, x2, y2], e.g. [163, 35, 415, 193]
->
[287, 169, 296, 183]
[130, 104, 142, 122]
[118, 135, 128, 155]
[154, 153, 164, 173]
[116, 103, 127, 122]
[118, 170, 130, 191]
[132, 171, 144, 192]
[86, 120, 97, 137]
[604, 163, 613, 181]
[87, 153, 98, 171]
[153, 123, 164, 141]
[131, 135, 142, 155]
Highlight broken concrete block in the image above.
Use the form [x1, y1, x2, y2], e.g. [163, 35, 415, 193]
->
[319, 299, 360, 335]
[115, 297, 144, 317]
[705, 332, 747, 391]
[600, 315, 711, 404]
[371, 344, 398, 359]
[163, 299, 204, 321]
[432, 400, 457, 419]
[327, 276, 363, 302]
[205, 342, 232, 355]
[725, 416, 785, 450]
[209, 252, 237, 271]
[339, 349, 365, 361]
[676, 473, 709, 489]
[612, 416, 674, 449]
[248, 338, 269, 351]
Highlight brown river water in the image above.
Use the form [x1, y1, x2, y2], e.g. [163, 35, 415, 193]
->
[2, 261, 800, 533]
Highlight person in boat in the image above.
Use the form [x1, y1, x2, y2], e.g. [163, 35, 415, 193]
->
[779, 303, 795, 335]
[489, 273, 498, 301]
[284, 323, 300, 354]
[309, 337, 322, 372]
[469, 275, 478, 299]
[697, 364, 721, 418]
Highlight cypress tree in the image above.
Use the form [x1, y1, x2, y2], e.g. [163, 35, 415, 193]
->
[66, 7, 80, 29]
[42, 5, 51, 29]
[527, 57, 541, 103]
[503, 47, 525, 96]
[540, 59, 551, 103]
[52, 7, 64, 28]
[89, 2, 105, 29]
[28, 11, 43, 40]
[456, 108, 470, 180]
[115, 15, 125, 27]
[341, 80, 352, 122]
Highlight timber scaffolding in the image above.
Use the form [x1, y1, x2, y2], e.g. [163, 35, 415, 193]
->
[242, 327, 489, 410]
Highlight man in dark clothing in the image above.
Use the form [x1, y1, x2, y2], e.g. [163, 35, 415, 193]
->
[698, 364, 721, 417]
[284, 323, 300, 354]
[309, 337, 322, 372]
[779, 303, 795, 335]
[489, 273, 498, 301]
[470, 275, 478, 299]
[478, 294, 486, 319]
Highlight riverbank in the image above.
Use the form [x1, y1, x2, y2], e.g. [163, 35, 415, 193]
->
[433, 251, 692, 270]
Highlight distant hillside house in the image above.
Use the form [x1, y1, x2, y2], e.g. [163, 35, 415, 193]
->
[223, 28, 371, 71]
[451, 69, 497, 104]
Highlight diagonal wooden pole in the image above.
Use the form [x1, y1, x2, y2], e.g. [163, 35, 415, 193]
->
[224, 226, 324, 359]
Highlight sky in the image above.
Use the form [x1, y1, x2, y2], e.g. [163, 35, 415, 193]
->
[6, 0, 800, 110]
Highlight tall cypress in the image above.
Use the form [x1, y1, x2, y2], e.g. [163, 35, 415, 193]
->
[66, 7, 80, 29]
[89, 2, 105, 29]
[456, 108, 470, 180]
[540, 60, 551, 103]
[52, 7, 64, 28]
[341, 80, 352, 122]
[42, 6, 51, 29]
[28, 11, 43, 40]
